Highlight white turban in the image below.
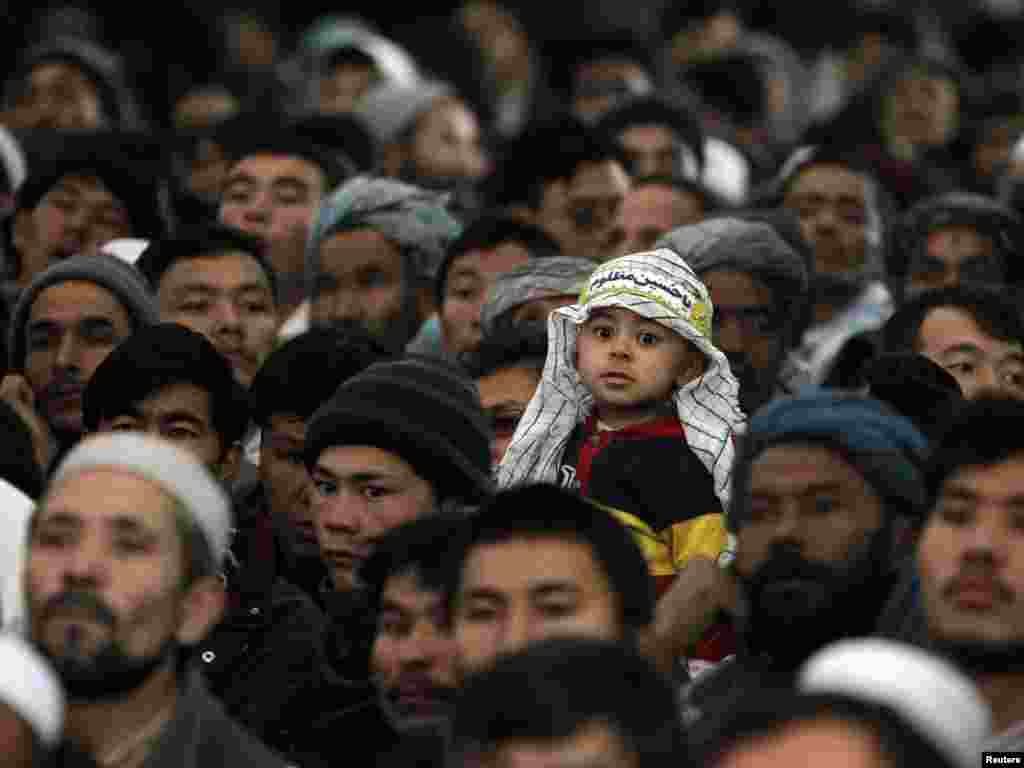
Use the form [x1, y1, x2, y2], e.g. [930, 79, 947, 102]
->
[51, 433, 232, 566]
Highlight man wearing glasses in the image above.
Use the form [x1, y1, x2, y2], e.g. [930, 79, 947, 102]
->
[658, 217, 810, 416]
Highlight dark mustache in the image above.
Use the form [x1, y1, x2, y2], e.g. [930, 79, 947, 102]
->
[943, 570, 1015, 603]
[749, 547, 836, 587]
[43, 590, 116, 627]
[39, 370, 83, 399]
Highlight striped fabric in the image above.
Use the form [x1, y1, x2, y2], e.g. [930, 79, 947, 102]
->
[496, 248, 746, 509]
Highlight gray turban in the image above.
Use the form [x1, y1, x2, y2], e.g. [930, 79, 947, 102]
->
[656, 217, 808, 329]
[306, 176, 463, 294]
[480, 256, 596, 337]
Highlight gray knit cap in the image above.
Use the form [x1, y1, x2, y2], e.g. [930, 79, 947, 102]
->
[355, 80, 454, 146]
[656, 217, 808, 330]
[9, 253, 158, 371]
[306, 175, 462, 293]
[480, 256, 596, 337]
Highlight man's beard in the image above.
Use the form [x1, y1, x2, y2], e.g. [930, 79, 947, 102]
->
[811, 272, 864, 316]
[317, 288, 423, 356]
[33, 590, 178, 701]
[737, 529, 897, 673]
[376, 673, 455, 733]
[725, 352, 782, 417]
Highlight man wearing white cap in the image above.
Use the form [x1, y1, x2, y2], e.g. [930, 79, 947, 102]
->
[24, 432, 286, 766]
[703, 638, 991, 768]
[0, 632, 64, 767]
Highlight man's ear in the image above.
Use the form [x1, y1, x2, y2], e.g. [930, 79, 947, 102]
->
[176, 575, 226, 646]
[216, 444, 242, 487]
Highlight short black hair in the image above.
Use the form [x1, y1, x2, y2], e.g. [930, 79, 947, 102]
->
[136, 223, 278, 303]
[880, 284, 1024, 356]
[248, 326, 392, 427]
[461, 324, 548, 380]
[443, 483, 655, 637]
[82, 322, 250, 453]
[702, 688, 956, 768]
[925, 395, 1024, 507]
[358, 514, 466, 623]
[214, 112, 351, 191]
[480, 114, 630, 211]
[450, 636, 692, 768]
[436, 213, 560, 305]
[596, 96, 705, 174]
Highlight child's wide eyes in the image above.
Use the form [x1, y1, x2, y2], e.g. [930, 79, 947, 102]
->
[638, 332, 660, 345]
[589, 324, 613, 339]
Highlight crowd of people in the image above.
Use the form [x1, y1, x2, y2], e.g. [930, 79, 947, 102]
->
[0, 0, 1022, 766]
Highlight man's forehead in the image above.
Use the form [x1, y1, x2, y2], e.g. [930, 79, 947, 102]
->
[29, 280, 124, 321]
[161, 250, 272, 291]
[942, 454, 1024, 496]
[383, 568, 444, 604]
[919, 306, 1020, 355]
[787, 163, 867, 199]
[43, 468, 176, 522]
[47, 174, 123, 206]
[464, 535, 600, 585]
[749, 442, 863, 490]
[619, 122, 678, 147]
[925, 226, 993, 256]
[227, 153, 324, 184]
[134, 381, 213, 417]
[570, 160, 630, 197]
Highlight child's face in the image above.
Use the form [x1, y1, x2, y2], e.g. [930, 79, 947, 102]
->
[576, 306, 705, 424]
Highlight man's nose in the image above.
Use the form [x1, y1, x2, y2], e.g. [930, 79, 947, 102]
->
[54, 332, 82, 370]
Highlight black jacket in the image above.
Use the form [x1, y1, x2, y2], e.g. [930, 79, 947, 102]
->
[196, 491, 327, 758]
[53, 667, 288, 768]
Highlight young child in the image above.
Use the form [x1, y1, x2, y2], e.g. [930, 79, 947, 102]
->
[497, 246, 746, 591]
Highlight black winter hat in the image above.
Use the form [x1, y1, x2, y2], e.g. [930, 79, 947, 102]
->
[83, 322, 250, 449]
[305, 355, 494, 503]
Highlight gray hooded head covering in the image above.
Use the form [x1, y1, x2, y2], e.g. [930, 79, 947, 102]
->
[306, 175, 462, 295]
[656, 218, 809, 334]
[480, 256, 596, 337]
[355, 79, 454, 146]
[497, 248, 746, 509]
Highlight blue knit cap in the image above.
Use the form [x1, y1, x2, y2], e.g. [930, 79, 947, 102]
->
[729, 389, 929, 530]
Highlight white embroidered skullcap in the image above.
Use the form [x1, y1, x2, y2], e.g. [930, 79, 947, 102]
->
[50, 433, 232, 565]
[798, 638, 992, 768]
[0, 633, 64, 747]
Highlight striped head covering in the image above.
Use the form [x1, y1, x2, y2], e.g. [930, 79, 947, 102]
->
[480, 256, 596, 337]
[496, 248, 746, 508]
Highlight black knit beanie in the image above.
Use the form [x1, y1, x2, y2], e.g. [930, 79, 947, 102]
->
[305, 355, 494, 504]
